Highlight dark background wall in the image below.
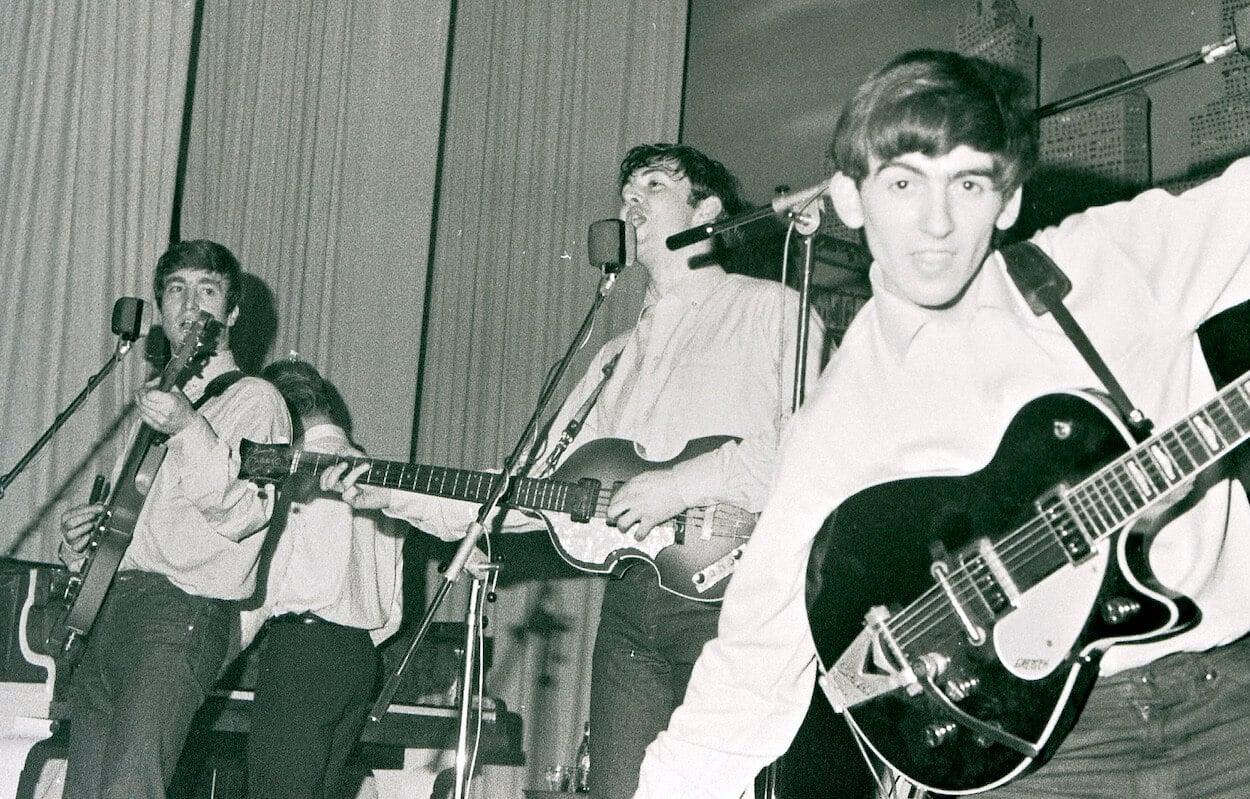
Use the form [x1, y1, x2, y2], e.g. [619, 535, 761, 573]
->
[683, 0, 1227, 203]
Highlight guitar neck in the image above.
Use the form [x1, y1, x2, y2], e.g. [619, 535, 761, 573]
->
[1008, 374, 1250, 592]
[291, 452, 594, 518]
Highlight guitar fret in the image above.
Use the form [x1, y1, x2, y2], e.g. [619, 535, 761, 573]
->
[1172, 422, 1209, 469]
[1083, 476, 1116, 532]
[1067, 383, 1250, 551]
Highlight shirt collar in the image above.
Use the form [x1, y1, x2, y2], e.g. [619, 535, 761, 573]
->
[642, 264, 729, 313]
[300, 422, 348, 447]
[870, 249, 1020, 358]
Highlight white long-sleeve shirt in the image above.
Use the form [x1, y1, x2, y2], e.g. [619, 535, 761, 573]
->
[239, 423, 405, 648]
[635, 157, 1250, 799]
[118, 372, 291, 600]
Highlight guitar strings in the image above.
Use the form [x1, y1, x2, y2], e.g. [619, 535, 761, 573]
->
[883, 394, 1250, 653]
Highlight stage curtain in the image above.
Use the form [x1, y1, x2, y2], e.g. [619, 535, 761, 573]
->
[177, 0, 451, 462]
[411, 1, 688, 796]
[0, 2, 195, 561]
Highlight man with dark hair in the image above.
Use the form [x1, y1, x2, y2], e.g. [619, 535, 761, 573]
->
[323, 142, 824, 799]
[241, 358, 404, 799]
[634, 49, 1250, 799]
[58, 239, 291, 798]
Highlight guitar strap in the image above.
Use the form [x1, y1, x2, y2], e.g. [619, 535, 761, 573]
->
[1001, 241, 1155, 442]
[535, 349, 624, 476]
[193, 369, 246, 410]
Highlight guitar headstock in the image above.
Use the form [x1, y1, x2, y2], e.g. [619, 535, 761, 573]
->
[238, 439, 296, 484]
[161, 309, 223, 391]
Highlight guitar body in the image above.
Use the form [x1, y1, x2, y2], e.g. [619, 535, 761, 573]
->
[49, 449, 165, 663]
[544, 436, 755, 602]
[806, 392, 1199, 794]
[48, 313, 220, 666]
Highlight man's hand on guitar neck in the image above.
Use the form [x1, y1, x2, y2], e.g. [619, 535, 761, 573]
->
[321, 461, 393, 510]
[136, 381, 203, 437]
[606, 468, 687, 542]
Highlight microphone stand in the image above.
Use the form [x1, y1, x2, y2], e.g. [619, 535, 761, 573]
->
[789, 205, 821, 411]
[755, 203, 822, 799]
[0, 336, 137, 501]
[368, 268, 621, 799]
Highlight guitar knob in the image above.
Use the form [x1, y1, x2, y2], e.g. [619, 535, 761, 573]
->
[923, 720, 958, 748]
[1101, 596, 1142, 625]
[912, 652, 949, 680]
[943, 674, 980, 702]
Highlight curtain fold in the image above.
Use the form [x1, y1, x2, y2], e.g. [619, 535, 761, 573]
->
[0, 1, 194, 560]
[180, 0, 451, 460]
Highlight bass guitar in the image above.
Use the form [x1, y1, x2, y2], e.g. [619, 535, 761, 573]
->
[49, 311, 222, 665]
[806, 377, 1250, 794]
[239, 435, 757, 601]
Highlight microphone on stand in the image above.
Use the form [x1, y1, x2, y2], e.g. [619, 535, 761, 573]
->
[111, 297, 145, 342]
[587, 218, 636, 273]
[666, 180, 829, 250]
[0, 297, 149, 501]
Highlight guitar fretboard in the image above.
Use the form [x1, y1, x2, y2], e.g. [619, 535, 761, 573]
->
[290, 452, 592, 518]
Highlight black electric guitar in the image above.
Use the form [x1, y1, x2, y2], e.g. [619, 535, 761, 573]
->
[239, 435, 757, 602]
[806, 376, 1250, 795]
[49, 311, 222, 664]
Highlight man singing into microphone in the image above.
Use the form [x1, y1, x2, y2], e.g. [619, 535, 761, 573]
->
[323, 142, 824, 799]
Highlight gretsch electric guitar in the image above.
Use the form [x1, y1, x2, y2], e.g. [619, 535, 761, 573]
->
[806, 376, 1250, 794]
[48, 311, 222, 665]
[239, 435, 757, 601]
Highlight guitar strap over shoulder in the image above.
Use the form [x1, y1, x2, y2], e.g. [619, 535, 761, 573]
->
[192, 369, 245, 410]
[150, 370, 246, 447]
[533, 350, 624, 476]
[1000, 241, 1154, 442]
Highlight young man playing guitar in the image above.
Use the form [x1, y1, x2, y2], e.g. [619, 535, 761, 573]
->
[58, 239, 290, 799]
[633, 51, 1250, 799]
[322, 143, 824, 799]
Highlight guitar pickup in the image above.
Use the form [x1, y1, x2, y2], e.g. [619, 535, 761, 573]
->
[568, 478, 601, 523]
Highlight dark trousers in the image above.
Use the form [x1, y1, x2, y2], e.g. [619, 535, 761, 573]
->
[588, 566, 722, 799]
[980, 634, 1250, 798]
[246, 615, 379, 799]
[64, 571, 233, 799]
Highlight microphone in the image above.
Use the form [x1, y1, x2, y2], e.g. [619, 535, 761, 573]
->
[587, 219, 636, 273]
[111, 297, 145, 342]
[666, 179, 829, 250]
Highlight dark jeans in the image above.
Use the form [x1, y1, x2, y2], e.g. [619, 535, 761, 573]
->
[246, 615, 379, 799]
[63, 571, 233, 799]
[980, 634, 1250, 798]
[588, 566, 721, 799]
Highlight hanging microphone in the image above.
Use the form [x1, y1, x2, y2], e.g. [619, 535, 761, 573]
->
[111, 297, 145, 341]
[665, 180, 829, 250]
[587, 219, 636, 273]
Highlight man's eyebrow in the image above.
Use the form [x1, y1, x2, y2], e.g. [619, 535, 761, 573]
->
[872, 160, 996, 180]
